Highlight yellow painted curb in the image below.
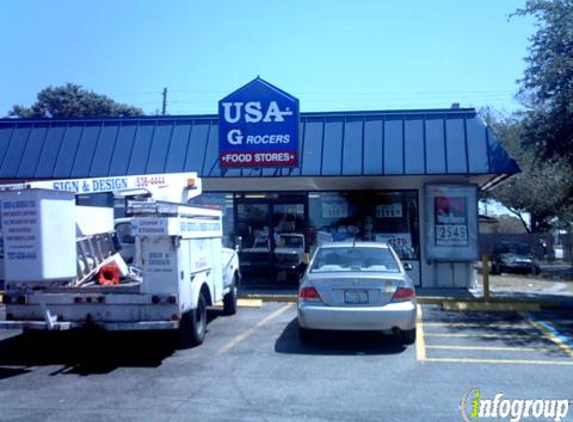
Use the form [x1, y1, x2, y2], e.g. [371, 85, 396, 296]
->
[214, 298, 263, 308]
[239, 294, 297, 303]
[237, 298, 263, 308]
[417, 297, 461, 304]
[418, 297, 560, 308]
[442, 301, 541, 312]
[238, 294, 560, 310]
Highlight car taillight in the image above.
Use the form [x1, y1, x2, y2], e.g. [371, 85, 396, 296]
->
[299, 286, 322, 302]
[392, 286, 415, 302]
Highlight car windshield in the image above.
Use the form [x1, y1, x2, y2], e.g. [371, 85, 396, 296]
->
[497, 243, 531, 255]
[253, 238, 270, 248]
[311, 246, 401, 273]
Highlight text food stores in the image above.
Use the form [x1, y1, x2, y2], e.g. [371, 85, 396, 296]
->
[0, 77, 520, 288]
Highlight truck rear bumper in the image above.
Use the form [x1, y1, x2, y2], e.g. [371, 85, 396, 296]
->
[0, 320, 179, 331]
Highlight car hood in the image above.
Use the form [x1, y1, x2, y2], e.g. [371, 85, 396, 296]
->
[241, 247, 270, 253]
[499, 253, 533, 262]
[274, 247, 302, 255]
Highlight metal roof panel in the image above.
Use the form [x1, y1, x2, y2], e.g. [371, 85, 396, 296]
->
[0, 108, 519, 183]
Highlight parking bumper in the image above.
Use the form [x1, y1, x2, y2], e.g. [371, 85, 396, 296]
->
[297, 300, 417, 331]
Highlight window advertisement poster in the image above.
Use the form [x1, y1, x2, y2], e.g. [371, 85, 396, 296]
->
[322, 201, 348, 219]
[434, 197, 468, 246]
[375, 233, 415, 259]
[375, 203, 402, 218]
[425, 184, 478, 261]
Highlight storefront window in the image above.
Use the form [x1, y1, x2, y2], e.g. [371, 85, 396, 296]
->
[308, 191, 419, 260]
[190, 193, 235, 248]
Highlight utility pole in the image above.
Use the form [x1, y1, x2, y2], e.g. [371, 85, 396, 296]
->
[161, 87, 168, 116]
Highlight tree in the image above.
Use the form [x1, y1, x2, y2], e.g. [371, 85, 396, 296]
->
[494, 215, 529, 234]
[8, 83, 144, 118]
[513, 0, 573, 165]
[480, 108, 573, 233]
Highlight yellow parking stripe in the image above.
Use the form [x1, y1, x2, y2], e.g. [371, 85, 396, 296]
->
[423, 322, 533, 330]
[424, 332, 538, 339]
[522, 314, 573, 359]
[417, 306, 571, 365]
[424, 357, 573, 366]
[415, 304, 426, 361]
[216, 303, 293, 356]
[425, 345, 558, 353]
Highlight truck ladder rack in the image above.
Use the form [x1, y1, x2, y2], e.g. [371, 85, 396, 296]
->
[76, 232, 118, 286]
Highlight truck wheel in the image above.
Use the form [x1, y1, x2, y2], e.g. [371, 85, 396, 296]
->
[223, 274, 238, 316]
[178, 292, 207, 348]
[190, 292, 207, 345]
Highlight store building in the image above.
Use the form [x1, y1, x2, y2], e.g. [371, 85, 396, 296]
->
[0, 78, 519, 288]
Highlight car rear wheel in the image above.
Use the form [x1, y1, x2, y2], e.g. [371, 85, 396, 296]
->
[400, 329, 416, 345]
[179, 292, 207, 347]
[299, 327, 313, 343]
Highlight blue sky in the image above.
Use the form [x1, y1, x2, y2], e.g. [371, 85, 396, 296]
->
[0, 0, 534, 116]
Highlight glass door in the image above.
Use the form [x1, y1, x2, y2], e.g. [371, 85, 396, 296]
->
[235, 202, 273, 283]
[271, 202, 307, 283]
[235, 193, 308, 285]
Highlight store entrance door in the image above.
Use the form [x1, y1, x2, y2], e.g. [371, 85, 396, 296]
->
[235, 194, 308, 285]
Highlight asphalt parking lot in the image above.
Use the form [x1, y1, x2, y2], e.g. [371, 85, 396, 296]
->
[0, 303, 571, 422]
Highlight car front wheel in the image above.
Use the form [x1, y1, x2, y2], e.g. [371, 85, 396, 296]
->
[223, 274, 238, 316]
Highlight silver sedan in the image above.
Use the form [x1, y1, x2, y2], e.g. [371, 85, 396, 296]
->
[297, 242, 417, 345]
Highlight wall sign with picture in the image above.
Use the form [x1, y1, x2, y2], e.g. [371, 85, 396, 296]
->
[434, 196, 468, 246]
[425, 184, 478, 261]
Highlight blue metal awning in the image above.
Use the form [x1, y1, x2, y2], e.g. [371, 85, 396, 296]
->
[0, 108, 519, 184]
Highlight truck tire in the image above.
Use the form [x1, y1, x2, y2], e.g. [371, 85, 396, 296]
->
[223, 274, 238, 316]
[179, 291, 207, 347]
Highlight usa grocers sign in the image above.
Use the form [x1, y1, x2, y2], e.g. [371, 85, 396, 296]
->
[218, 77, 299, 168]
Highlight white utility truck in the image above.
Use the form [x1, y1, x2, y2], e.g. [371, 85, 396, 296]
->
[0, 172, 240, 346]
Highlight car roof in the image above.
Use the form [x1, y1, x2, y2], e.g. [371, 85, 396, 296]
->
[318, 242, 390, 249]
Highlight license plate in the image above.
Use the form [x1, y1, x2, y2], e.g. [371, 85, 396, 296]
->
[344, 290, 369, 304]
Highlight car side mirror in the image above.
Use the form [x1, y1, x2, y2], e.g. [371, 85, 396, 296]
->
[403, 263, 413, 271]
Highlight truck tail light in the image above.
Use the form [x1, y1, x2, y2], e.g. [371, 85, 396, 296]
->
[392, 286, 415, 302]
[299, 286, 322, 302]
